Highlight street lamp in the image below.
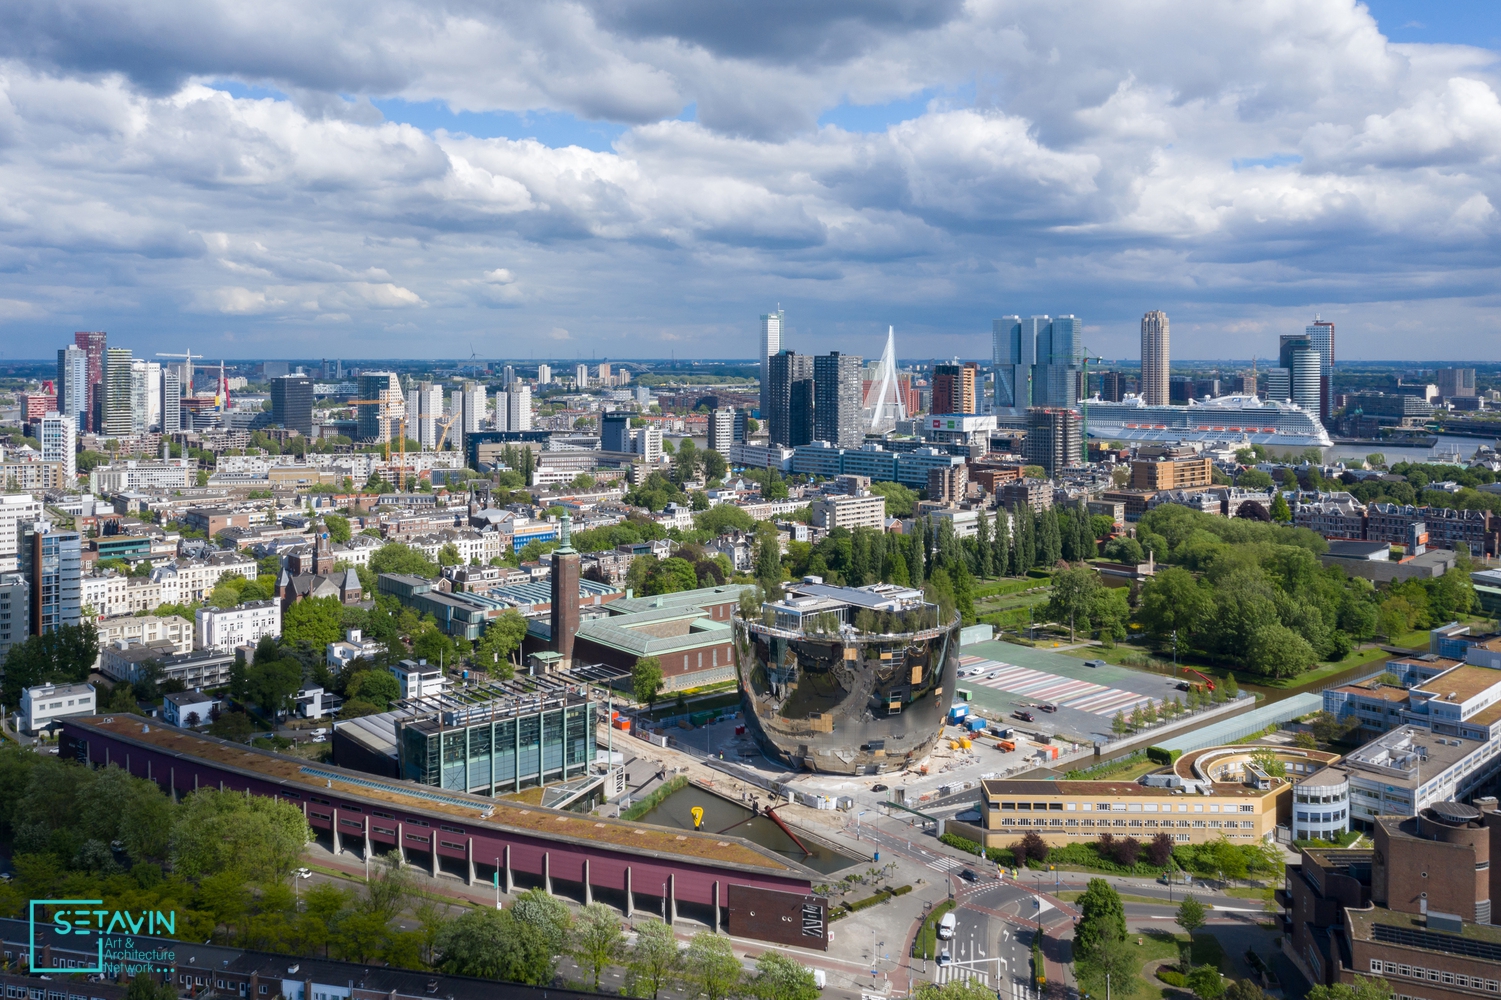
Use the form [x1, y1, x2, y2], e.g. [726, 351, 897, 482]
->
[856, 810, 868, 840]
[495, 856, 501, 910]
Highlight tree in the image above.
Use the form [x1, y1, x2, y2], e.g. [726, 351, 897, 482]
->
[435, 908, 512, 978]
[209, 710, 253, 742]
[570, 903, 625, 992]
[1176, 894, 1207, 939]
[474, 610, 528, 676]
[369, 542, 440, 579]
[346, 669, 400, 708]
[1046, 566, 1102, 641]
[1073, 878, 1127, 962]
[633, 656, 665, 708]
[912, 982, 998, 1000]
[1146, 832, 1175, 867]
[1111, 710, 1127, 736]
[1074, 923, 1139, 1000]
[1269, 493, 1292, 523]
[437, 542, 462, 567]
[695, 503, 756, 535]
[1248, 748, 1287, 778]
[1246, 623, 1317, 678]
[646, 556, 698, 595]
[283, 596, 346, 648]
[169, 788, 310, 884]
[685, 932, 743, 1000]
[752, 951, 820, 1000]
[626, 919, 683, 1000]
[247, 657, 304, 716]
[1306, 976, 1393, 1000]
[1225, 982, 1267, 1000]
[412, 626, 457, 666]
[1187, 966, 1226, 999]
[125, 975, 179, 1000]
[0, 622, 100, 704]
[1137, 567, 1212, 648]
[869, 481, 917, 517]
[323, 514, 352, 544]
[363, 850, 413, 922]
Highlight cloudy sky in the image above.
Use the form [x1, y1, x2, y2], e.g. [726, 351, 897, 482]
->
[1, 0, 1500, 363]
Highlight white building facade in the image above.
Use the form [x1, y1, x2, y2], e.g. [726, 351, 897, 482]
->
[195, 600, 282, 651]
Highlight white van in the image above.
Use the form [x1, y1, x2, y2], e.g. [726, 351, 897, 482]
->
[937, 912, 957, 940]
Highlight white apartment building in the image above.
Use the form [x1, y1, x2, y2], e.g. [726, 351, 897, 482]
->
[196, 599, 281, 651]
[40, 413, 77, 484]
[414, 381, 445, 450]
[506, 384, 532, 432]
[163, 690, 220, 728]
[1343, 725, 1501, 828]
[95, 615, 194, 661]
[327, 628, 384, 671]
[405, 528, 504, 566]
[537, 364, 552, 385]
[630, 427, 663, 465]
[81, 572, 130, 617]
[575, 364, 589, 388]
[18, 682, 95, 735]
[809, 493, 887, 531]
[0, 493, 45, 573]
[89, 459, 194, 494]
[391, 658, 446, 699]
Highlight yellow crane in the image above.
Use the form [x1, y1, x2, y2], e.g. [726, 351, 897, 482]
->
[344, 397, 410, 491]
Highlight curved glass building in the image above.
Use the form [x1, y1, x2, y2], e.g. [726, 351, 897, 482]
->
[733, 581, 960, 775]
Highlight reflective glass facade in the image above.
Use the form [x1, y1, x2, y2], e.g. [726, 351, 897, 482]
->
[734, 600, 959, 775]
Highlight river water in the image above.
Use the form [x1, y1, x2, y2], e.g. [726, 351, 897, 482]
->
[1319, 433, 1497, 467]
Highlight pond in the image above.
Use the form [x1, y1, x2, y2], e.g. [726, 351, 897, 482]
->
[633, 782, 861, 875]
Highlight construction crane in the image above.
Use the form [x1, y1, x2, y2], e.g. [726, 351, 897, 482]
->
[344, 397, 410, 491]
[155, 349, 204, 396]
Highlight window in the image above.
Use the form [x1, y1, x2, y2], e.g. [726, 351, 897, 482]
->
[408, 818, 430, 827]
[441, 840, 463, 850]
[441, 824, 465, 833]
[374, 810, 394, 819]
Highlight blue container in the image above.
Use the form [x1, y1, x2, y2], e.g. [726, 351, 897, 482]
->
[966, 716, 989, 733]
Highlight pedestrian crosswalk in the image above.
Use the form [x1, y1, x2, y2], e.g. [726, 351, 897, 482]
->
[959, 655, 1162, 717]
[925, 854, 965, 872]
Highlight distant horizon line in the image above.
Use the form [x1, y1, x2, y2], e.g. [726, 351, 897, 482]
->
[2, 357, 1499, 367]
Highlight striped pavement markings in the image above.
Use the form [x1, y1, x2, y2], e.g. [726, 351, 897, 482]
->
[958, 655, 1160, 717]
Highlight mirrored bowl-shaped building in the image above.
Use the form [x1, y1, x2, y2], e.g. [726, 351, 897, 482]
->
[733, 581, 960, 775]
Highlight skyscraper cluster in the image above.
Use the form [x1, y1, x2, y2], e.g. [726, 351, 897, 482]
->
[993, 315, 1084, 412]
[760, 311, 863, 448]
[1265, 316, 1334, 420]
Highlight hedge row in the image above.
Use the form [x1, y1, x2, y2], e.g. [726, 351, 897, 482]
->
[618, 775, 689, 822]
[830, 884, 913, 920]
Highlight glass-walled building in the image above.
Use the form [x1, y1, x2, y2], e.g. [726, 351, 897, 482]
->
[333, 676, 598, 796]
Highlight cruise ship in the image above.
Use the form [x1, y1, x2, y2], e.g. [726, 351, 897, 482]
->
[1082, 394, 1332, 447]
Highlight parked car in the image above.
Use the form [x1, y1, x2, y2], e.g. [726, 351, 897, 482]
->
[1085, 659, 1106, 668]
[294, 867, 313, 879]
[937, 950, 952, 967]
[1040, 704, 1057, 713]
[870, 783, 888, 792]
[1014, 710, 1035, 722]
[958, 869, 978, 883]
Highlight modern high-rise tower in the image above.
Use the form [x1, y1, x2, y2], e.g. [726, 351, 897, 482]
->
[414, 381, 445, 449]
[102, 347, 134, 437]
[932, 363, 978, 415]
[766, 350, 813, 447]
[759, 308, 784, 418]
[993, 315, 1081, 411]
[56, 346, 89, 431]
[271, 374, 314, 435]
[1140, 311, 1170, 406]
[1306, 315, 1335, 420]
[73, 331, 106, 432]
[813, 352, 863, 447]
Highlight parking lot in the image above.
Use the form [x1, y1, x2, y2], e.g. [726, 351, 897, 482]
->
[953, 639, 1194, 745]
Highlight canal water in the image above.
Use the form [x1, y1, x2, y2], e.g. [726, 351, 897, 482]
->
[1320, 434, 1496, 466]
[635, 783, 860, 875]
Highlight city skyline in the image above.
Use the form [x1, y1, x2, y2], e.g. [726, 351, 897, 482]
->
[0, 3, 1496, 359]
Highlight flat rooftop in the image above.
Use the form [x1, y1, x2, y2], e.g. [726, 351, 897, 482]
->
[72, 715, 797, 875]
[1346, 903, 1501, 957]
[1328, 683, 1409, 703]
[1416, 664, 1501, 704]
[1345, 726, 1480, 786]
